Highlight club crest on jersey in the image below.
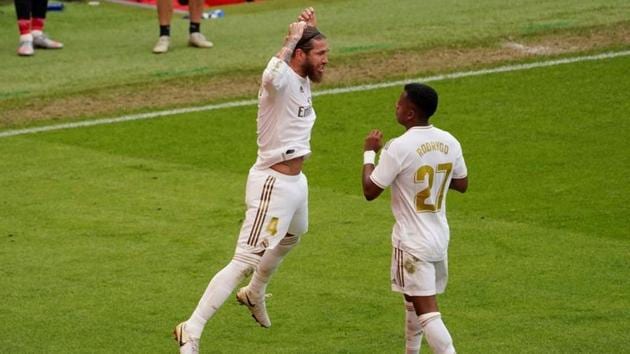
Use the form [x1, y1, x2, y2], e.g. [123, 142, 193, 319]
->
[298, 105, 313, 118]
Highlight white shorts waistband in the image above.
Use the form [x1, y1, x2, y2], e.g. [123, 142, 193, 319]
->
[250, 166, 304, 182]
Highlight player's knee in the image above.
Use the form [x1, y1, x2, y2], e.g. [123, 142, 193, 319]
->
[406, 315, 422, 338]
[418, 311, 441, 327]
[419, 312, 455, 354]
[232, 252, 262, 275]
[405, 303, 421, 332]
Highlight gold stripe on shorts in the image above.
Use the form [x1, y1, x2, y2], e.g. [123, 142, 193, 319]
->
[395, 247, 405, 288]
[247, 176, 276, 246]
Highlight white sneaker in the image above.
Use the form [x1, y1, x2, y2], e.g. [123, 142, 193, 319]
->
[153, 35, 170, 54]
[236, 287, 271, 328]
[173, 322, 199, 354]
[17, 38, 34, 56]
[32, 33, 63, 49]
[188, 32, 213, 48]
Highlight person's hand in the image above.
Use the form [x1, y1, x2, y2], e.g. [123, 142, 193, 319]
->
[287, 21, 308, 43]
[278, 21, 307, 61]
[298, 7, 317, 27]
[364, 129, 383, 152]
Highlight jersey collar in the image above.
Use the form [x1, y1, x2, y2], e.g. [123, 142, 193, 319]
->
[409, 125, 433, 131]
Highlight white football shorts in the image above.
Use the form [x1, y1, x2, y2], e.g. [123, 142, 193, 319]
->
[235, 167, 308, 256]
[391, 247, 448, 296]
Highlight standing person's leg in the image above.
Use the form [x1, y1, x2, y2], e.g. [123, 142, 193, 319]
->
[187, 0, 202, 23]
[30, 0, 46, 35]
[14, 0, 33, 56]
[187, 0, 213, 48]
[14, 0, 31, 31]
[406, 295, 455, 354]
[157, 0, 173, 26]
[404, 257, 455, 354]
[404, 298, 423, 354]
[153, 0, 172, 53]
[31, 0, 63, 49]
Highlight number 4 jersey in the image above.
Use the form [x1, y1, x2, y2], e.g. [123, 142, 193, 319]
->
[370, 125, 467, 262]
[254, 57, 316, 170]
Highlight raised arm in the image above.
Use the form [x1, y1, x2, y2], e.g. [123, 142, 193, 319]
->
[275, 14, 309, 63]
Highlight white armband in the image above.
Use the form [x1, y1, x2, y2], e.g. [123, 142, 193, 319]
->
[363, 150, 376, 165]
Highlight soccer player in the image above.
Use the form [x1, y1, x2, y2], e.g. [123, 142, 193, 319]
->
[152, 0, 213, 54]
[173, 7, 328, 353]
[361, 83, 468, 354]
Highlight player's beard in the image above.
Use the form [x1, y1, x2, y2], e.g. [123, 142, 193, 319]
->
[304, 58, 324, 83]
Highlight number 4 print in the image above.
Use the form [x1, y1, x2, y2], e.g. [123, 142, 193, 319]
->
[267, 217, 279, 236]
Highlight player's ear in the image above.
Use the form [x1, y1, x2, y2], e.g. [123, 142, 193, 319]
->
[407, 108, 416, 122]
[294, 47, 306, 60]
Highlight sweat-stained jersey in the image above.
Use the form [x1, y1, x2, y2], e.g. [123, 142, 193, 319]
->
[370, 125, 467, 262]
[253, 57, 316, 169]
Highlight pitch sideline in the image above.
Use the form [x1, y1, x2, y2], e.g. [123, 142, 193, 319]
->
[1, 50, 629, 139]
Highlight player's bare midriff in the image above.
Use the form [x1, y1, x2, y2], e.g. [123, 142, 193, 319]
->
[270, 156, 304, 176]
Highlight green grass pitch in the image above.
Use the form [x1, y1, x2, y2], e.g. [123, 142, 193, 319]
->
[1, 0, 629, 352]
[1, 54, 629, 352]
[1, 0, 628, 106]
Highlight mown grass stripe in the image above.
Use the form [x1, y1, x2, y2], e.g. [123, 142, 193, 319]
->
[1, 50, 628, 139]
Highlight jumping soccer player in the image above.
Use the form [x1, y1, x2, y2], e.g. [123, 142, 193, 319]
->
[361, 83, 468, 354]
[173, 7, 328, 353]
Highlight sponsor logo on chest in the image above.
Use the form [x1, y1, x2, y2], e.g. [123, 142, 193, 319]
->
[297, 95, 313, 118]
[297, 105, 313, 118]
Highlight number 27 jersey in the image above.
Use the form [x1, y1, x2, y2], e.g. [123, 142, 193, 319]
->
[370, 125, 467, 262]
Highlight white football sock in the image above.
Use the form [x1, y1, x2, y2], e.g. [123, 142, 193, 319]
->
[32, 30, 43, 37]
[185, 259, 255, 338]
[405, 300, 423, 354]
[419, 312, 456, 354]
[247, 234, 300, 299]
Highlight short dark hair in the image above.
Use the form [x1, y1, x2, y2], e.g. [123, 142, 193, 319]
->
[295, 26, 326, 55]
[404, 83, 438, 119]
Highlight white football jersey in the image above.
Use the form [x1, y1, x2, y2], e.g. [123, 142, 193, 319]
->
[370, 125, 467, 262]
[254, 57, 316, 169]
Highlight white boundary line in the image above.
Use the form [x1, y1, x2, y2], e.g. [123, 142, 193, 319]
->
[1, 50, 629, 139]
